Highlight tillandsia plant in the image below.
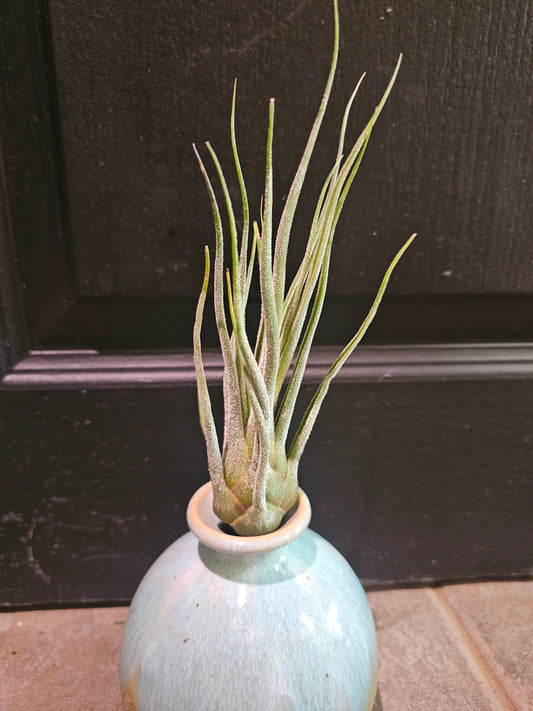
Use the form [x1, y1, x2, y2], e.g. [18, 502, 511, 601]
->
[193, 0, 416, 536]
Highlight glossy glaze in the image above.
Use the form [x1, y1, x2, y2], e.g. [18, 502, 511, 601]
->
[120, 484, 377, 710]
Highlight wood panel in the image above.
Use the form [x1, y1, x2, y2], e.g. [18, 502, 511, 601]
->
[46, 0, 532, 301]
[1, 0, 531, 355]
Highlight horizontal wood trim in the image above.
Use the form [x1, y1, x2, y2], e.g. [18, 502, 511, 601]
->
[2, 344, 533, 389]
[1, 343, 532, 606]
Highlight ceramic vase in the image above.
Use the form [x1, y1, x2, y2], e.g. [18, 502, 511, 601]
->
[120, 482, 377, 710]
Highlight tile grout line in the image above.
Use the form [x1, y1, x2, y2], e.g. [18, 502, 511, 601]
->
[430, 588, 517, 711]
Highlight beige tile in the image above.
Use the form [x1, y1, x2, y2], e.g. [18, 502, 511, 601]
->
[368, 588, 505, 711]
[0, 607, 127, 711]
[441, 581, 533, 711]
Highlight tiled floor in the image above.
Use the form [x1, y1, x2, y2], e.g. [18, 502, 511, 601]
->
[369, 584, 531, 711]
[1, 581, 531, 710]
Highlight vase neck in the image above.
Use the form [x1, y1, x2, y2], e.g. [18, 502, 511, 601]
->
[186, 482, 311, 554]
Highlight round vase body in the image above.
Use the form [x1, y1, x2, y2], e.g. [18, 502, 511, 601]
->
[120, 484, 377, 711]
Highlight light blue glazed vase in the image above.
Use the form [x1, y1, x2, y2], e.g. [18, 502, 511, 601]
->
[120, 483, 377, 710]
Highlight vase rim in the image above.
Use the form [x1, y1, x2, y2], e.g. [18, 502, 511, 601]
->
[186, 482, 312, 554]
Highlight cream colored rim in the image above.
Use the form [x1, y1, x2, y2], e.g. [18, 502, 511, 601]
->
[186, 482, 311, 554]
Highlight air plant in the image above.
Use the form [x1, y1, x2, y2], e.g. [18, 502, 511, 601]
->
[193, 0, 415, 536]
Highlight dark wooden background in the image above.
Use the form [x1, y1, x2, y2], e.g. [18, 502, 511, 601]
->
[0, 0, 532, 607]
